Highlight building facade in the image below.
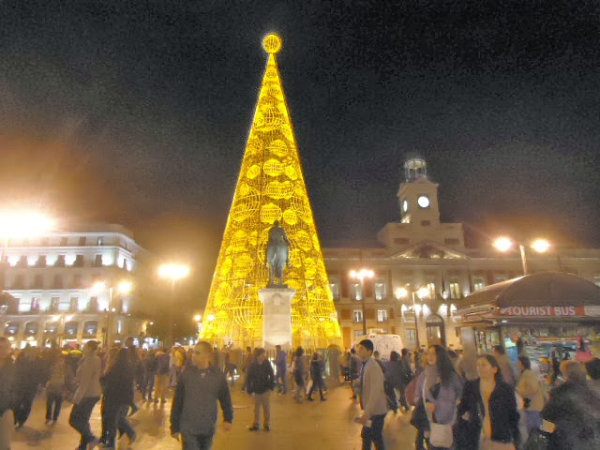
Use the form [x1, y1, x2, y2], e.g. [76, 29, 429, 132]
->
[325, 157, 600, 350]
[0, 224, 150, 348]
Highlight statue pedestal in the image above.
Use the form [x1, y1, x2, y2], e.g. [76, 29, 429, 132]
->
[258, 287, 295, 351]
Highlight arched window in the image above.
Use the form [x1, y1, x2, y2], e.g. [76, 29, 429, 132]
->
[83, 321, 98, 338]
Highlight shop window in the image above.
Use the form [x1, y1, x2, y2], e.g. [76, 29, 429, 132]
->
[449, 282, 462, 299]
[44, 322, 58, 334]
[4, 321, 19, 336]
[374, 282, 386, 300]
[64, 321, 78, 337]
[352, 283, 362, 301]
[353, 310, 363, 323]
[377, 309, 388, 322]
[24, 321, 38, 335]
[83, 321, 98, 338]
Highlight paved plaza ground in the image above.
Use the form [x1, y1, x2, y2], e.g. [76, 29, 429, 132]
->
[11, 382, 416, 449]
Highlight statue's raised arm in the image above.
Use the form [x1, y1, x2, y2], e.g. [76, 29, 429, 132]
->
[266, 220, 290, 287]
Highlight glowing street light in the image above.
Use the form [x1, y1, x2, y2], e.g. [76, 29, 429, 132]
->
[395, 285, 429, 349]
[92, 279, 133, 346]
[159, 262, 191, 346]
[493, 236, 552, 275]
[349, 268, 375, 335]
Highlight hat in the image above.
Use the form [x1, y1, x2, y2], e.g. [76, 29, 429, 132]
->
[358, 339, 374, 352]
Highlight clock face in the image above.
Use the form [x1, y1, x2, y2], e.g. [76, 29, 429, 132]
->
[417, 195, 430, 208]
[402, 200, 408, 212]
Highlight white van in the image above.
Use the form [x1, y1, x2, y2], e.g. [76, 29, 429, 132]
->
[353, 333, 404, 360]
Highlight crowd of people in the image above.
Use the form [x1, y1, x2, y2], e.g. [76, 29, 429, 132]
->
[1, 335, 599, 450]
[346, 340, 600, 450]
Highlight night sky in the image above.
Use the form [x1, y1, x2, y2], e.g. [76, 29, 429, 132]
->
[1, 1, 599, 296]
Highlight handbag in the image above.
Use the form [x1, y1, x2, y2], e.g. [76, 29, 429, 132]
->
[523, 429, 550, 450]
[423, 377, 454, 448]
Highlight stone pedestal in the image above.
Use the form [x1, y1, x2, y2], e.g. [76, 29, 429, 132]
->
[258, 287, 295, 351]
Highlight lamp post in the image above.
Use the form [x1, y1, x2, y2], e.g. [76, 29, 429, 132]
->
[395, 285, 430, 349]
[93, 280, 133, 347]
[493, 237, 551, 276]
[158, 263, 190, 347]
[349, 268, 374, 335]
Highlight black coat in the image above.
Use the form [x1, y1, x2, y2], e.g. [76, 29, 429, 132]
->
[455, 379, 520, 450]
[101, 363, 134, 405]
[542, 381, 600, 450]
[246, 359, 275, 394]
[0, 358, 15, 413]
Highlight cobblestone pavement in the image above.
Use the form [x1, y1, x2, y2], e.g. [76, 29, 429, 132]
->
[11, 383, 416, 449]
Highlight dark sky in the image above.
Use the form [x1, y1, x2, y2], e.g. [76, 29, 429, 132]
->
[1, 1, 599, 295]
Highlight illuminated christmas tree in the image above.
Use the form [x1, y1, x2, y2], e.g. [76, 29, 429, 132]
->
[200, 34, 341, 348]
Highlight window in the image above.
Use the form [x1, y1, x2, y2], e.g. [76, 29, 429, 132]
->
[30, 297, 40, 313]
[49, 297, 60, 312]
[352, 283, 362, 301]
[73, 255, 84, 267]
[444, 238, 459, 245]
[377, 309, 388, 322]
[36, 255, 47, 268]
[44, 322, 58, 334]
[93, 255, 102, 267]
[97, 237, 104, 246]
[405, 329, 417, 348]
[78, 236, 86, 246]
[56, 255, 65, 267]
[83, 321, 98, 338]
[374, 282, 386, 300]
[353, 310, 363, 323]
[69, 297, 79, 312]
[4, 321, 19, 336]
[473, 277, 486, 291]
[449, 282, 462, 299]
[64, 321, 78, 337]
[25, 321, 38, 335]
[17, 256, 27, 268]
[88, 297, 99, 312]
[329, 283, 340, 301]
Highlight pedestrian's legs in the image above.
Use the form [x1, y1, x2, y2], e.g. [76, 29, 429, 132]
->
[307, 379, 315, 399]
[415, 426, 426, 450]
[117, 404, 136, 440]
[0, 409, 14, 450]
[102, 398, 121, 448]
[45, 391, 55, 421]
[52, 393, 63, 421]
[69, 396, 100, 450]
[181, 432, 214, 450]
[262, 392, 270, 427]
[281, 371, 287, 393]
[253, 394, 261, 427]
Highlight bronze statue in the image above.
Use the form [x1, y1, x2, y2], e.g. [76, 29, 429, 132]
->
[266, 220, 291, 287]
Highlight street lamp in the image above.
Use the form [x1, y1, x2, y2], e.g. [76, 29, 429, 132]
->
[349, 268, 374, 335]
[92, 280, 133, 347]
[158, 262, 190, 346]
[395, 285, 430, 349]
[493, 236, 551, 275]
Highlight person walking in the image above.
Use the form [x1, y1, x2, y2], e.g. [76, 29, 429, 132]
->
[171, 341, 233, 450]
[246, 348, 275, 431]
[142, 349, 157, 402]
[354, 339, 387, 450]
[100, 348, 136, 448]
[349, 348, 361, 400]
[292, 347, 306, 403]
[515, 355, 544, 435]
[455, 354, 520, 450]
[69, 340, 102, 450]
[45, 351, 68, 424]
[124, 337, 141, 416]
[541, 360, 600, 450]
[241, 347, 254, 392]
[13, 346, 41, 429]
[386, 351, 411, 412]
[274, 345, 287, 394]
[307, 352, 327, 401]
[0, 337, 15, 450]
[154, 347, 170, 404]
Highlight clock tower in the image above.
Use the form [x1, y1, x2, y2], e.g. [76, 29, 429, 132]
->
[398, 157, 440, 226]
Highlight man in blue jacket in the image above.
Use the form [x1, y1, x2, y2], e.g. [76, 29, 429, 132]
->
[171, 341, 233, 450]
